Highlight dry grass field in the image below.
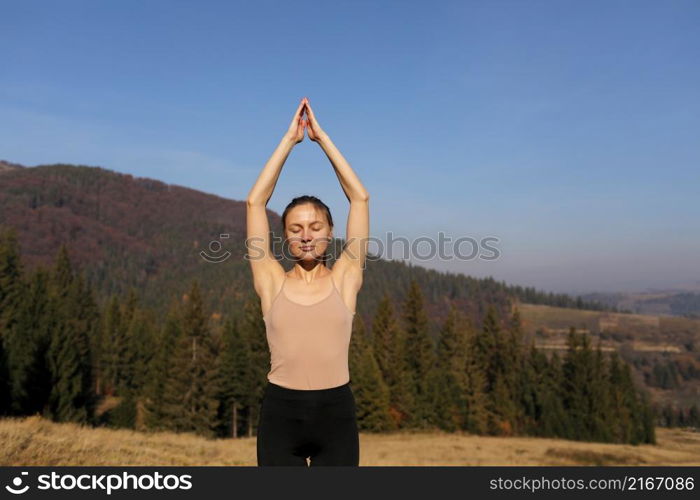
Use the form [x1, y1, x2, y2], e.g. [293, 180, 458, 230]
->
[2, 415, 698, 466]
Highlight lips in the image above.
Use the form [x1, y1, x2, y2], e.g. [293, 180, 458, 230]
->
[301, 246, 314, 251]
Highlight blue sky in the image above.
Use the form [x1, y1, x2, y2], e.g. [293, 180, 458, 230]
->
[2, 0, 699, 295]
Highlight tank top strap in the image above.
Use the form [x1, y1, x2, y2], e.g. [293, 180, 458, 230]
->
[278, 273, 288, 301]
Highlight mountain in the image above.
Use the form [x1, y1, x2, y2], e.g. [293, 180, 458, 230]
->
[580, 290, 700, 318]
[0, 159, 25, 172]
[0, 161, 518, 330]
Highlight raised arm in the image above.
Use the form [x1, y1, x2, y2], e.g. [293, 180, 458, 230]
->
[246, 98, 308, 297]
[304, 98, 370, 284]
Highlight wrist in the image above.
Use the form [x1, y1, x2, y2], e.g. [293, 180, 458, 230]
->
[315, 132, 330, 145]
[281, 134, 297, 147]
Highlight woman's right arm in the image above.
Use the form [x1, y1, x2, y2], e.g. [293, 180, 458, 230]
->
[246, 98, 308, 297]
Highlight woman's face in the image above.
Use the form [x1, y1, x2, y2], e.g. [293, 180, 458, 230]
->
[284, 204, 332, 263]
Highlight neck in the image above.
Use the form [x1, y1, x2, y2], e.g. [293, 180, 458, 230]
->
[291, 265, 329, 283]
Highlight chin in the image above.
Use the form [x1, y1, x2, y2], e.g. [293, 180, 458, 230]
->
[293, 252, 321, 262]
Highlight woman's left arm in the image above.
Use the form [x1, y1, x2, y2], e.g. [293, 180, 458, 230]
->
[305, 99, 369, 279]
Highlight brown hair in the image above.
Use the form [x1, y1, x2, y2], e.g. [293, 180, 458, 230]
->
[281, 195, 334, 264]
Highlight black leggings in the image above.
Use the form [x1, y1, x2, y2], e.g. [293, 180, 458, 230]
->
[256, 380, 360, 466]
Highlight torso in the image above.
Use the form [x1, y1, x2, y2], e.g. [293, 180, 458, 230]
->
[260, 267, 356, 318]
[261, 266, 356, 390]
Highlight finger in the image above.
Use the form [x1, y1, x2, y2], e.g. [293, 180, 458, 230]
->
[290, 99, 306, 126]
[305, 100, 314, 115]
[305, 102, 318, 123]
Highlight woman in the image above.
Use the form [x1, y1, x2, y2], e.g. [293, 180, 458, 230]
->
[246, 97, 369, 466]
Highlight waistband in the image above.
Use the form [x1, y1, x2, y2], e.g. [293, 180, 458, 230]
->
[265, 380, 351, 400]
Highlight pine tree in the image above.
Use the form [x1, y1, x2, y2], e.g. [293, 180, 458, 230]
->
[430, 303, 470, 431]
[242, 293, 270, 437]
[0, 329, 8, 415]
[608, 350, 635, 443]
[561, 328, 600, 441]
[117, 289, 141, 396]
[349, 314, 393, 432]
[100, 295, 124, 396]
[638, 389, 657, 444]
[166, 280, 221, 438]
[127, 305, 157, 430]
[518, 341, 539, 434]
[0, 226, 25, 415]
[463, 320, 489, 434]
[45, 245, 96, 424]
[6, 267, 52, 415]
[143, 300, 182, 432]
[505, 307, 526, 434]
[401, 279, 436, 429]
[476, 304, 518, 435]
[0, 226, 24, 339]
[537, 350, 568, 438]
[590, 338, 613, 441]
[217, 316, 255, 438]
[371, 294, 401, 388]
[370, 293, 413, 428]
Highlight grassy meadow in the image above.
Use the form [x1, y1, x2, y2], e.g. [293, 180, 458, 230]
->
[2, 415, 698, 466]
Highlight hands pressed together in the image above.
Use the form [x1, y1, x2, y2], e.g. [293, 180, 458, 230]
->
[285, 97, 326, 145]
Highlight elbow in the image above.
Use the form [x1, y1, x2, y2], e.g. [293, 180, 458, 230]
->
[246, 197, 265, 207]
[355, 192, 370, 203]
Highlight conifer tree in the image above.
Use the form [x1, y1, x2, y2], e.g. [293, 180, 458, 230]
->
[370, 293, 413, 428]
[476, 304, 516, 435]
[6, 267, 52, 415]
[127, 305, 157, 430]
[160, 281, 221, 437]
[638, 389, 657, 444]
[518, 340, 539, 434]
[100, 295, 124, 396]
[242, 294, 269, 437]
[590, 338, 613, 441]
[0, 227, 25, 415]
[0, 226, 24, 338]
[143, 300, 183, 432]
[429, 303, 470, 431]
[0, 330, 8, 415]
[401, 279, 436, 428]
[616, 356, 652, 445]
[349, 314, 393, 432]
[217, 316, 255, 438]
[505, 308, 526, 433]
[543, 350, 568, 437]
[45, 245, 96, 423]
[561, 328, 592, 440]
[117, 289, 141, 396]
[463, 319, 489, 434]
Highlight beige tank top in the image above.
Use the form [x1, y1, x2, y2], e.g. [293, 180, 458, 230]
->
[262, 273, 355, 390]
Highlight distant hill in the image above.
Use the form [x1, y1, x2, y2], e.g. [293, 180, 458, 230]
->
[0, 161, 632, 329]
[0, 159, 25, 172]
[0, 161, 519, 331]
[516, 302, 700, 409]
[580, 290, 700, 317]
